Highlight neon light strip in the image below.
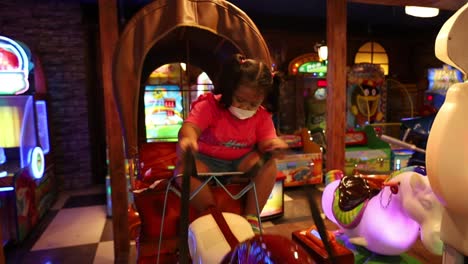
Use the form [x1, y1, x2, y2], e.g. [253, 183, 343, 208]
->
[0, 171, 7, 177]
[20, 96, 34, 168]
[0, 186, 14, 192]
[35, 101, 50, 154]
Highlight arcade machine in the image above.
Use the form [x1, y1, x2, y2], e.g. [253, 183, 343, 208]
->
[0, 36, 56, 246]
[281, 53, 327, 173]
[346, 63, 386, 129]
[105, 63, 211, 216]
[143, 63, 194, 142]
[287, 53, 328, 134]
[344, 64, 391, 175]
[382, 64, 465, 171]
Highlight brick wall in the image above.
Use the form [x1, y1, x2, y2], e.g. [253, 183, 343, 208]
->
[0, 0, 94, 189]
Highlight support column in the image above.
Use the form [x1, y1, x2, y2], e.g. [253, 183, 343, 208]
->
[326, 0, 347, 172]
[98, 0, 129, 263]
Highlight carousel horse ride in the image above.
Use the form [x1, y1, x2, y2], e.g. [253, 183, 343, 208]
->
[184, 150, 326, 264]
[134, 147, 317, 264]
[320, 166, 443, 257]
[131, 142, 260, 263]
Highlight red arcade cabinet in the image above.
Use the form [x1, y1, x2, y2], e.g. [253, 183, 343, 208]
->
[0, 36, 57, 246]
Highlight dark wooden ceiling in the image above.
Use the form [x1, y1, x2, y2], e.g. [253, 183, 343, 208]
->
[221, 0, 461, 35]
[349, 0, 467, 11]
[104, 0, 468, 31]
[120, 0, 466, 11]
[85, 0, 467, 35]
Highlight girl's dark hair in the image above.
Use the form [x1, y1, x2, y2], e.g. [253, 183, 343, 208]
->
[264, 71, 283, 113]
[214, 53, 274, 108]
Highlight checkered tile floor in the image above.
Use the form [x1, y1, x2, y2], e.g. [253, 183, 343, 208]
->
[4, 185, 317, 264]
[3, 183, 443, 264]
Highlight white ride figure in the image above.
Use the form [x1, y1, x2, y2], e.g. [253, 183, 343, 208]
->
[426, 3, 468, 263]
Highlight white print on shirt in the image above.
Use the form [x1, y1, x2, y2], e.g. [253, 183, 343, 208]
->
[222, 140, 248, 149]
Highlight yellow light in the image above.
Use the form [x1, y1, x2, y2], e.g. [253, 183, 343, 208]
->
[0, 106, 21, 147]
[405, 6, 439, 18]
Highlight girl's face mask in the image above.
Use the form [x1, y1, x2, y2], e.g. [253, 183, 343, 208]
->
[229, 85, 264, 119]
[228, 106, 257, 119]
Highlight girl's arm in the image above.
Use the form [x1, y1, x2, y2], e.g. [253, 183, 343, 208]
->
[258, 137, 288, 154]
[178, 122, 201, 152]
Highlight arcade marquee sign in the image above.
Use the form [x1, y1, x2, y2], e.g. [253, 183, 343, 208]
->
[0, 35, 30, 95]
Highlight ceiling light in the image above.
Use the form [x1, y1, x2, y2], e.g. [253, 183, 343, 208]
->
[314, 42, 328, 61]
[405, 6, 439, 18]
[318, 46, 328, 61]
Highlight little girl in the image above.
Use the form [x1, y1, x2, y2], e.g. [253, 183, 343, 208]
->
[175, 53, 288, 233]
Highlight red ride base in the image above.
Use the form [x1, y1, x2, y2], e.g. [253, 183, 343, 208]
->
[292, 227, 354, 264]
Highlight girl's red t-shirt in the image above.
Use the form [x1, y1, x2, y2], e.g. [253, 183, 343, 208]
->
[185, 93, 277, 160]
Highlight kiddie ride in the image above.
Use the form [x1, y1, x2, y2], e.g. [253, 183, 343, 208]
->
[131, 142, 323, 264]
[290, 123, 443, 263]
[426, 3, 468, 262]
[110, 1, 324, 263]
[320, 166, 443, 259]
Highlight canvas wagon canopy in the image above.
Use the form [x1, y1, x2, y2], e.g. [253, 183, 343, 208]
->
[112, 0, 272, 158]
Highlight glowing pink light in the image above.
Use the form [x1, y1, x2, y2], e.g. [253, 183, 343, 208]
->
[322, 178, 420, 255]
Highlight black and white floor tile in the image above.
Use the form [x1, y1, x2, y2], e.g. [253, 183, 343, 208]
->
[4, 185, 315, 264]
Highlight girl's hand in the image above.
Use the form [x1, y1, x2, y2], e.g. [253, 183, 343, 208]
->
[262, 138, 289, 159]
[179, 137, 199, 153]
[264, 138, 288, 151]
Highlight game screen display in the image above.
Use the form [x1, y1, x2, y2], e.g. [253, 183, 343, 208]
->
[428, 65, 464, 93]
[144, 85, 184, 142]
[427, 65, 464, 109]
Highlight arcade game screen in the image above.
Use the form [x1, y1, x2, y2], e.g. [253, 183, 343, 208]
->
[143, 64, 214, 142]
[426, 64, 464, 110]
[144, 84, 183, 142]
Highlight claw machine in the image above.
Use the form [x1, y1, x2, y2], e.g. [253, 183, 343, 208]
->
[0, 36, 57, 245]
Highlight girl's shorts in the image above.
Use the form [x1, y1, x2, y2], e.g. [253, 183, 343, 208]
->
[195, 152, 250, 173]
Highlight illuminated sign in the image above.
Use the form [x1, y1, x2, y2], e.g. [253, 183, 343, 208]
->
[317, 79, 327, 87]
[298, 60, 328, 77]
[0, 36, 30, 95]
